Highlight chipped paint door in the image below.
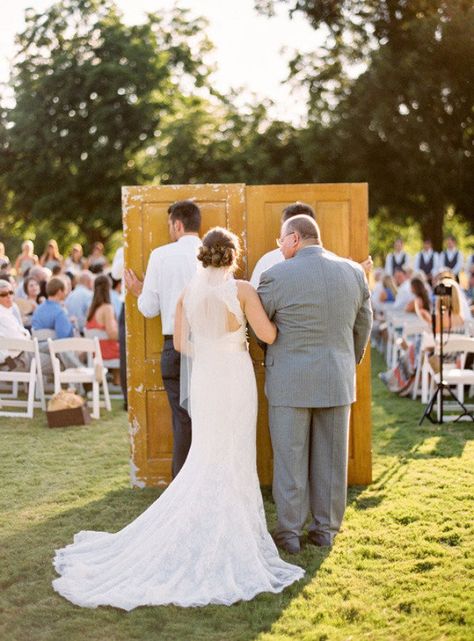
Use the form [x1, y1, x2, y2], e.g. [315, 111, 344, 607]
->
[123, 182, 371, 488]
[123, 184, 246, 487]
[246, 183, 371, 485]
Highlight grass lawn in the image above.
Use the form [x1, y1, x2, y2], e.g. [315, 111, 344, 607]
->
[0, 349, 473, 641]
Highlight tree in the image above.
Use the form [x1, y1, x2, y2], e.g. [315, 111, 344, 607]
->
[256, 1, 474, 248]
[0, 0, 213, 247]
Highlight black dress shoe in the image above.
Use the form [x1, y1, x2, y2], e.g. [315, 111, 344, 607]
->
[277, 539, 301, 555]
[307, 533, 332, 548]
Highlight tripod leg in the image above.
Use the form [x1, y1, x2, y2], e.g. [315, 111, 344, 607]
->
[445, 386, 474, 422]
[419, 385, 441, 425]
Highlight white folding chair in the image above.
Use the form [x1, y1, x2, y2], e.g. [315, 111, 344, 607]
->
[0, 337, 46, 418]
[83, 327, 122, 399]
[431, 336, 474, 420]
[47, 337, 111, 419]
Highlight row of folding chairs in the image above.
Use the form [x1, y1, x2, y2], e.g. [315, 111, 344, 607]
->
[0, 332, 114, 420]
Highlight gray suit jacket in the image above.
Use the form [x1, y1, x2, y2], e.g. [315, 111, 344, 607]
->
[257, 245, 372, 408]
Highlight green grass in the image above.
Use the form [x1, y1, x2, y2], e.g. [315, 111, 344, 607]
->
[1, 350, 473, 641]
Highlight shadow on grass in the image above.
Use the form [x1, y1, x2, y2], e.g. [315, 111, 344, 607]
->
[1, 485, 332, 641]
[371, 350, 472, 461]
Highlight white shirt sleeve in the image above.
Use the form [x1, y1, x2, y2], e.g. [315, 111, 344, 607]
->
[454, 252, 464, 276]
[384, 254, 392, 275]
[414, 253, 420, 272]
[137, 250, 161, 318]
[250, 258, 265, 288]
[111, 247, 124, 280]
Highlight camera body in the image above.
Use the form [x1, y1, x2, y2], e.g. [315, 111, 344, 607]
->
[433, 283, 453, 297]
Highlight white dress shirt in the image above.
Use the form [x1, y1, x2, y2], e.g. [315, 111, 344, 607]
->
[138, 235, 201, 335]
[392, 279, 415, 311]
[111, 246, 124, 281]
[0, 305, 30, 362]
[250, 248, 283, 288]
[438, 249, 464, 276]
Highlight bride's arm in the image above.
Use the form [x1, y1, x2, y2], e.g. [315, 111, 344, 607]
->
[237, 281, 277, 345]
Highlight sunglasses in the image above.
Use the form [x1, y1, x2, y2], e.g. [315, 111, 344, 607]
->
[0, 290, 14, 297]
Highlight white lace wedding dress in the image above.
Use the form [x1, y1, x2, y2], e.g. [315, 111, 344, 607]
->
[52, 266, 304, 610]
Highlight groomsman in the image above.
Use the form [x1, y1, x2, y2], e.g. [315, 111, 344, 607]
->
[437, 235, 463, 282]
[414, 239, 438, 285]
[125, 200, 202, 477]
[384, 238, 410, 276]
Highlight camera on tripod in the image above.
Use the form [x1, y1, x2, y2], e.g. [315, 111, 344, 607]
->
[433, 282, 453, 297]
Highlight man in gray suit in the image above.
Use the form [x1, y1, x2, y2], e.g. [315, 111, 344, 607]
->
[258, 214, 372, 554]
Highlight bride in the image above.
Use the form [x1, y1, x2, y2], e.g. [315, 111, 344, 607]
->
[52, 226, 304, 610]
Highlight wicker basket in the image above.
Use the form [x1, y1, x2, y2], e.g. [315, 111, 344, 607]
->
[46, 404, 92, 428]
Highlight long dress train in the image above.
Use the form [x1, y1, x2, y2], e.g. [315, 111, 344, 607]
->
[52, 267, 304, 609]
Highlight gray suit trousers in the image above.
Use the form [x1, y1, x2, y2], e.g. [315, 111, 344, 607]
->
[269, 404, 351, 546]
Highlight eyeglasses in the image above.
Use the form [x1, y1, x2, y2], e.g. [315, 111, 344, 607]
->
[0, 291, 14, 297]
[276, 231, 296, 248]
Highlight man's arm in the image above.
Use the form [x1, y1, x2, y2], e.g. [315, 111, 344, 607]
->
[353, 271, 373, 364]
[257, 270, 276, 322]
[55, 308, 74, 339]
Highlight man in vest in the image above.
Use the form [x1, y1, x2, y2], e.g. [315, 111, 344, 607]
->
[385, 238, 409, 276]
[414, 239, 438, 285]
[437, 235, 463, 282]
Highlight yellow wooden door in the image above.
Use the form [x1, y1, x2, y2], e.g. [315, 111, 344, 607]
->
[123, 182, 371, 487]
[246, 183, 371, 485]
[122, 184, 246, 487]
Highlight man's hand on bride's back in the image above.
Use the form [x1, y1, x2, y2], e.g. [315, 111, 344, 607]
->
[237, 281, 277, 345]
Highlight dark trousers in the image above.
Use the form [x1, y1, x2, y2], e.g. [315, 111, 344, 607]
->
[118, 303, 127, 406]
[160, 337, 192, 478]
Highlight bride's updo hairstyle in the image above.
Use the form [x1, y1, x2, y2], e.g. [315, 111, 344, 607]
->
[197, 227, 241, 271]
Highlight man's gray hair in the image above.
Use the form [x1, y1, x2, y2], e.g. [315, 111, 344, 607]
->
[0, 279, 12, 291]
[284, 214, 321, 243]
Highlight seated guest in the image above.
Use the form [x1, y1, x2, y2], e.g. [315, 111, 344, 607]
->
[0, 280, 52, 375]
[65, 270, 94, 333]
[31, 277, 74, 338]
[378, 274, 397, 305]
[40, 239, 63, 272]
[109, 275, 123, 321]
[86, 242, 108, 272]
[27, 265, 52, 301]
[17, 276, 42, 329]
[392, 267, 415, 311]
[85, 274, 120, 384]
[14, 240, 39, 277]
[64, 243, 85, 277]
[0, 242, 10, 272]
[379, 277, 432, 394]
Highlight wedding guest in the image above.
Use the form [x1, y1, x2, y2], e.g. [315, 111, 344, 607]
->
[111, 245, 127, 408]
[64, 243, 85, 277]
[392, 267, 416, 311]
[86, 242, 108, 273]
[378, 274, 397, 305]
[0, 274, 22, 325]
[31, 277, 74, 338]
[64, 270, 94, 333]
[20, 276, 42, 329]
[14, 240, 39, 277]
[380, 277, 432, 394]
[0, 242, 10, 272]
[40, 239, 63, 271]
[414, 239, 438, 285]
[125, 200, 202, 477]
[384, 238, 410, 276]
[27, 265, 52, 301]
[0, 280, 53, 376]
[437, 235, 463, 282]
[85, 274, 120, 385]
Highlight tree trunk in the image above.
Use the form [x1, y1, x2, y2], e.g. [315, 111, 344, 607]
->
[420, 207, 445, 252]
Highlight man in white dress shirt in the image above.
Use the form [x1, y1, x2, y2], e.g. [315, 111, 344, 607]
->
[384, 238, 410, 276]
[124, 200, 201, 477]
[437, 235, 463, 282]
[414, 239, 438, 285]
[392, 267, 415, 311]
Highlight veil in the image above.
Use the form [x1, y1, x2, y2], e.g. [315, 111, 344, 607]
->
[179, 264, 243, 416]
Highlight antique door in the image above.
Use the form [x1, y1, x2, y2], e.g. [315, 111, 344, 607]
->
[123, 182, 371, 487]
[246, 184, 371, 485]
[123, 184, 246, 487]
